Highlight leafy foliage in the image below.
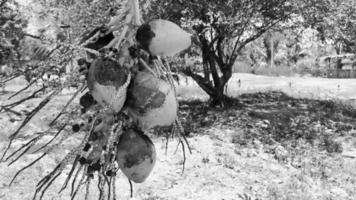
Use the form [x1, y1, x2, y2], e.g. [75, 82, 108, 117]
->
[302, 0, 356, 53]
[36, 0, 120, 39]
[145, 0, 297, 105]
[0, 0, 27, 68]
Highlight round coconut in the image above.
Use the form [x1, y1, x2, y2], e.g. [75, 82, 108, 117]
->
[136, 19, 191, 56]
[126, 70, 177, 130]
[116, 129, 156, 183]
[87, 57, 131, 112]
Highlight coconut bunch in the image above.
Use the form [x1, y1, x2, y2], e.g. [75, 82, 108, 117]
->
[1, 0, 192, 199]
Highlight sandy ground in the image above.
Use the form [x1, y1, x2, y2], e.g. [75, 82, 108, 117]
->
[0, 74, 355, 200]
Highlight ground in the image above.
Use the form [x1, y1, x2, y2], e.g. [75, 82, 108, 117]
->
[0, 74, 355, 200]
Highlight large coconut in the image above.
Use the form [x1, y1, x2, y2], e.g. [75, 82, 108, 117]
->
[136, 19, 191, 56]
[116, 129, 156, 183]
[87, 57, 130, 112]
[126, 70, 177, 130]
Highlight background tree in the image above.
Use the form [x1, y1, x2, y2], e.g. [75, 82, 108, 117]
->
[262, 30, 282, 68]
[0, 0, 27, 74]
[301, 0, 356, 69]
[145, 0, 297, 106]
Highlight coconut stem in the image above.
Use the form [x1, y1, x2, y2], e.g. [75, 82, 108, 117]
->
[1, 86, 46, 110]
[128, 178, 133, 198]
[1, 90, 58, 161]
[59, 155, 80, 193]
[71, 167, 87, 200]
[9, 153, 47, 186]
[112, 176, 117, 200]
[70, 164, 84, 196]
[49, 84, 85, 127]
[32, 124, 66, 154]
[84, 177, 92, 200]
[7, 79, 37, 100]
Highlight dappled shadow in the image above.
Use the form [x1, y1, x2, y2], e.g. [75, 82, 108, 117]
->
[179, 91, 356, 153]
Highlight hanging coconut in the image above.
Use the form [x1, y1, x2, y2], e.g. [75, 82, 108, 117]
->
[116, 128, 156, 183]
[136, 19, 191, 56]
[87, 57, 131, 112]
[126, 70, 177, 130]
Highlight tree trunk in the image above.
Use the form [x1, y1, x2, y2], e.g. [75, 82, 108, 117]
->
[211, 86, 226, 106]
[270, 37, 274, 68]
[263, 34, 272, 67]
[183, 48, 231, 106]
[182, 35, 237, 107]
[264, 32, 280, 68]
[335, 42, 342, 78]
[206, 46, 230, 106]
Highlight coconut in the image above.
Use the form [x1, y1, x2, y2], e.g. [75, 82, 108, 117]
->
[136, 19, 191, 56]
[126, 70, 177, 130]
[116, 129, 156, 183]
[87, 57, 131, 112]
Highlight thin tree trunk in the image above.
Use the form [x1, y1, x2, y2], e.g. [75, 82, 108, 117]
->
[335, 43, 342, 78]
[270, 37, 274, 68]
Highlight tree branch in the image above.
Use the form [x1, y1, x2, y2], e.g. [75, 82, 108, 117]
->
[214, 36, 226, 70]
[182, 68, 215, 96]
[228, 17, 288, 66]
[24, 33, 41, 40]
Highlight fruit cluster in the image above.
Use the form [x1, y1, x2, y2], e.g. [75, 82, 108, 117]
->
[76, 19, 191, 183]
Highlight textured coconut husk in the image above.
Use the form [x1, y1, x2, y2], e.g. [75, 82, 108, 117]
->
[136, 19, 191, 56]
[87, 57, 131, 112]
[116, 129, 156, 183]
[126, 70, 178, 130]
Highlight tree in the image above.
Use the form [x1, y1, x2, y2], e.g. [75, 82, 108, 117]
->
[0, 0, 27, 70]
[145, 0, 297, 106]
[262, 30, 284, 68]
[301, 0, 356, 69]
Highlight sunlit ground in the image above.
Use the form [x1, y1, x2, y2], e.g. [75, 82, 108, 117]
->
[0, 73, 355, 200]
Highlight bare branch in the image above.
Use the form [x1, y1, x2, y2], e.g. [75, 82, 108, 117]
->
[182, 68, 215, 96]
